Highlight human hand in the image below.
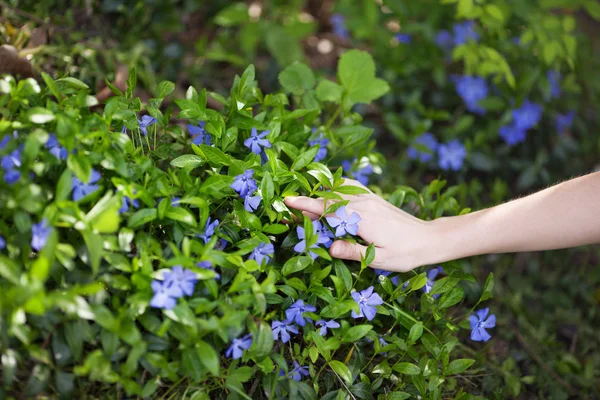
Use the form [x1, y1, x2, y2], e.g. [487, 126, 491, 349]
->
[284, 179, 438, 272]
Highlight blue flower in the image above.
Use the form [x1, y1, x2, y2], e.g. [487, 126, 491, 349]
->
[395, 33, 412, 44]
[72, 169, 101, 201]
[31, 218, 52, 252]
[197, 261, 220, 280]
[315, 220, 334, 248]
[330, 14, 349, 40]
[271, 320, 299, 343]
[226, 334, 252, 360]
[351, 286, 383, 321]
[555, 111, 575, 135]
[285, 299, 317, 327]
[138, 115, 157, 136]
[470, 308, 496, 342]
[188, 122, 211, 145]
[499, 123, 527, 146]
[315, 319, 340, 336]
[289, 361, 310, 382]
[294, 220, 333, 259]
[231, 170, 258, 198]
[438, 140, 466, 171]
[0, 235, 6, 250]
[308, 133, 329, 162]
[46, 134, 68, 160]
[3, 168, 20, 185]
[249, 241, 275, 265]
[244, 127, 271, 156]
[150, 280, 178, 309]
[197, 217, 219, 244]
[512, 100, 543, 131]
[1, 147, 22, 185]
[407, 132, 439, 162]
[374, 269, 399, 286]
[244, 194, 261, 213]
[121, 125, 127, 134]
[454, 75, 488, 114]
[423, 266, 443, 296]
[326, 206, 361, 237]
[547, 70, 561, 100]
[171, 197, 181, 207]
[119, 196, 140, 213]
[453, 20, 479, 45]
[163, 265, 197, 296]
[342, 159, 374, 185]
[435, 30, 454, 50]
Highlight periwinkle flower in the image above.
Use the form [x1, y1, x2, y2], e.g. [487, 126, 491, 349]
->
[289, 361, 310, 382]
[171, 197, 181, 207]
[454, 75, 488, 114]
[294, 220, 332, 258]
[326, 205, 361, 237]
[46, 134, 68, 160]
[556, 111, 575, 135]
[512, 100, 543, 131]
[342, 159, 374, 186]
[470, 308, 496, 342]
[285, 299, 317, 327]
[423, 266, 443, 297]
[315, 319, 340, 336]
[0, 235, 5, 250]
[1, 147, 22, 185]
[374, 269, 399, 286]
[435, 30, 454, 49]
[226, 334, 252, 360]
[407, 132, 439, 162]
[499, 123, 527, 146]
[271, 320, 299, 343]
[163, 265, 197, 296]
[231, 169, 258, 198]
[197, 261, 220, 280]
[119, 196, 140, 213]
[395, 33, 412, 44]
[351, 286, 384, 321]
[197, 217, 219, 244]
[244, 194, 261, 213]
[138, 115, 157, 136]
[249, 242, 275, 265]
[31, 218, 52, 252]
[547, 70, 561, 100]
[188, 121, 211, 145]
[149, 280, 178, 309]
[453, 20, 479, 45]
[308, 133, 329, 162]
[244, 127, 271, 155]
[72, 169, 101, 201]
[438, 140, 466, 171]
[330, 14, 349, 40]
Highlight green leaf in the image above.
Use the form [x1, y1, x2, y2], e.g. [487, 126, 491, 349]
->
[55, 169, 73, 202]
[341, 325, 372, 342]
[291, 147, 319, 171]
[278, 62, 316, 95]
[446, 358, 475, 375]
[128, 209, 158, 228]
[408, 322, 424, 343]
[192, 144, 231, 167]
[329, 360, 353, 384]
[261, 171, 275, 205]
[266, 26, 303, 66]
[250, 322, 273, 359]
[171, 154, 204, 168]
[41, 72, 63, 100]
[439, 287, 464, 309]
[393, 362, 421, 375]
[282, 256, 313, 276]
[338, 50, 390, 105]
[480, 273, 494, 301]
[165, 208, 196, 226]
[196, 341, 220, 376]
[57, 77, 89, 90]
[214, 3, 249, 26]
[27, 107, 55, 124]
[316, 80, 343, 103]
[157, 80, 175, 98]
[335, 185, 370, 195]
[82, 230, 103, 274]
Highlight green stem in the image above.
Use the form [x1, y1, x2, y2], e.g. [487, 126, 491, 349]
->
[325, 104, 343, 130]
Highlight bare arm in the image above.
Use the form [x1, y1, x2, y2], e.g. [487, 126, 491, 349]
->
[284, 172, 600, 272]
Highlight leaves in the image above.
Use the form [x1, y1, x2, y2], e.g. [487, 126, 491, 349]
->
[393, 362, 421, 376]
[338, 50, 390, 105]
[279, 62, 316, 95]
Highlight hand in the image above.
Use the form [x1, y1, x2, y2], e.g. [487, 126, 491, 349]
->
[284, 179, 437, 272]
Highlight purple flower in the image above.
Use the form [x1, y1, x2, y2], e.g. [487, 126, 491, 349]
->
[188, 122, 211, 145]
[244, 127, 271, 155]
[330, 14, 349, 40]
[0, 235, 5, 250]
[547, 70, 561, 100]
[342, 159, 374, 185]
[226, 334, 252, 360]
[1, 147, 22, 185]
[351, 286, 383, 321]
[119, 196, 140, 213]
[407, 132, 438, 162]
[378, 336, 388, 347]
[150, 280, 178, 309]
[285, 299, 317, 327]
[163, 265, 197, 296]
[454, 75, 488, 114]
[3, 168, 20, 185]
[315, 220, 334, 248]
[395, 33, 412, 44]
[197, 261, 220, 279]
[138, 115, 157, 136]
[435, 30, 454, 49]
[453, 20, 479, 46]
[244, 194, 261, 213]
[438, 140, 466, 171]
[294, 220, 332, 259]
[72, 169, 101, 201]
[289, 361, 310, 381]
[46, 134, 68, 160]
[499, 124, 527, 146]
[512, 100, 543, 131]
[555, 111, 575, 135]
[171, 197, 181, 207]
[121, 125, 127, 134]
[271, 320, 299, 343]
[326, 206, 361, 237]
[231, 169, 258, 198]
[423, 266, 443, 297]
[315, 319, 340, 336]
[374, 269, 399, 286]
[470, 308, 496, 342]
[249, 242, 275, 265]
[31, 218, 52, 252]
[197, 217, 219, 244]
[308, 133, 329, 162]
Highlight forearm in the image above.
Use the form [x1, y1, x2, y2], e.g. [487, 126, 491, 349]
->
[430, 172, 600, 262]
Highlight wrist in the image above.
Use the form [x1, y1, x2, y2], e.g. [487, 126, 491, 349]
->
[425, 214, 474, 265]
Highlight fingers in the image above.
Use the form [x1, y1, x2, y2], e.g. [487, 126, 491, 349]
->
[284, 196, 331, 216]
[329, 240, 387, 267]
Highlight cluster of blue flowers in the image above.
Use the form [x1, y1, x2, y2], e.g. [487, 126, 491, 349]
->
[435, 20, 479, 51]
[308, 131, 329, 163]
[407, 133, 467, 171]
[150, 265, 198, 309]
[342, 159, 374, 185]
[188, 121, 211, 145]
[294, 220, 333, 259]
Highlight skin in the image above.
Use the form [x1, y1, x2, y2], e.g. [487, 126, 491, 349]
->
[284, 172, 600, 272]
